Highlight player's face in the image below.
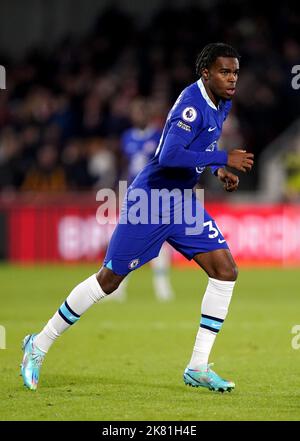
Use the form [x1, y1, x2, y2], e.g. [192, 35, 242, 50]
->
[205, 57, 239, 101]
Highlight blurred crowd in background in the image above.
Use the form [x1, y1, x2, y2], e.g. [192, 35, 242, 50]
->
[0, 0, 300, 197]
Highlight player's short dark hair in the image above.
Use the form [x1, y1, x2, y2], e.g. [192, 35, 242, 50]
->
[196, 43, 240, 77]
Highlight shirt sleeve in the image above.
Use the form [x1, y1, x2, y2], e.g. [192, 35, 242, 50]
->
[158, 103, 228, 168]
[210, 143, 225, 175]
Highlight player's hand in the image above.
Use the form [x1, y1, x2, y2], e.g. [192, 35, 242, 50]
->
[227, 149, 254, 172]
[217, 168, 239, 192]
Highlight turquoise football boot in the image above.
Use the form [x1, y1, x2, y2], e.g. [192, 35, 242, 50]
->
[21, 334, 45, 391]
[183, 363, 235, 392]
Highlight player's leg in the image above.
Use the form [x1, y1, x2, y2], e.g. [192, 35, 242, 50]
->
[150, 244, 175, 301]
[21, 216, 132, 390]
[189, 248, 237, 367]
[21, 217, 167, 390]
[193, 248, 238, 281]
[34, 266, 126, 352]
[184, 248, 237, 392]
[104, 276, 129, 302]
[167, 199, 237, 392]
[21, 267, 125, 390]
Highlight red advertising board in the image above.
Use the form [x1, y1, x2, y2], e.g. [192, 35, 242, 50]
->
[6, 201, 300, 266]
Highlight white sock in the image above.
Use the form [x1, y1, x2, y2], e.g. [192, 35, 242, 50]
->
[188, 277, 236, 369]
[34, 274, 106, 353]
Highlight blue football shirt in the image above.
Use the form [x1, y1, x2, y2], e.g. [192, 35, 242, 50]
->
[130, 78, 231, 191]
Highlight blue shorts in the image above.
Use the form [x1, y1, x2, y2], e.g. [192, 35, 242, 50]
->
[103, 194, 228, 275]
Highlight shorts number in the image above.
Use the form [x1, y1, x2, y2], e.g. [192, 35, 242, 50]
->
[203, 220, 220, 239]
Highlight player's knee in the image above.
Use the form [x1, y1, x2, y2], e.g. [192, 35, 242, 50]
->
[96, 268, 124, 295]
[212, 263, 238, 281]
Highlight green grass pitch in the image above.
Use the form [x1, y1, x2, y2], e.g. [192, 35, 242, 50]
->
[0, 264, 300, 421]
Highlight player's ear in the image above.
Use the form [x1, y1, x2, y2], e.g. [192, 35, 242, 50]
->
[202, 68, 209, 80]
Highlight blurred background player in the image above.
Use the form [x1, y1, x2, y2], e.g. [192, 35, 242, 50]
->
[112, 97, 175, 301]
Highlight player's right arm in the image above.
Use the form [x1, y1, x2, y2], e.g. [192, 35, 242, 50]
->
[158, 115, 253, 173]
[157, 103, 228, 169]
[158, 135, 228, 169]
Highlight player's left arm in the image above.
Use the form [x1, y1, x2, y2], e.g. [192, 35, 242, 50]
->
[216, 167, 239, 192]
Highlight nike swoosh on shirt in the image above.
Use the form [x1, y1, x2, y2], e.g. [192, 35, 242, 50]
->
[218, 239, 226, 243]
[208, 127, 217, 131]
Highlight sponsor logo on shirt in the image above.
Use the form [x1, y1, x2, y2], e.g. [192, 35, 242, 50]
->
[177, 120, 191, 132]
